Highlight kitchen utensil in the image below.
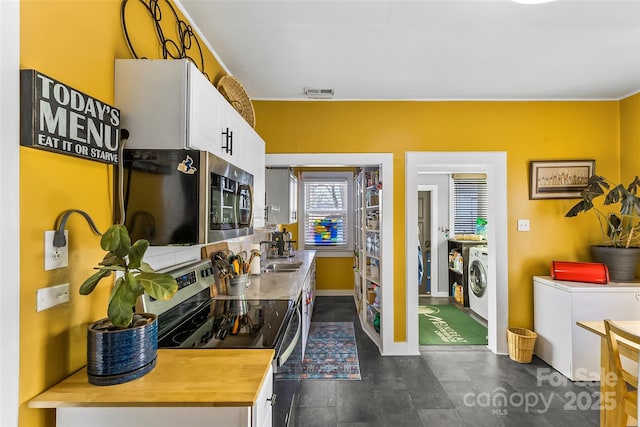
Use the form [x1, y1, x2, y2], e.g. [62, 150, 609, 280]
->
[246, 249, 261, 274]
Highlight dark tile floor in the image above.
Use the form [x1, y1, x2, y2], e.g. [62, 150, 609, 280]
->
[295, 296, 600, 427]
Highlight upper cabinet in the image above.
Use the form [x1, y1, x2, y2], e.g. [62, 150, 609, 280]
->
[265, 168, 298, 225]
[114, 59, 262, 173]
[114, 59, 266, 228]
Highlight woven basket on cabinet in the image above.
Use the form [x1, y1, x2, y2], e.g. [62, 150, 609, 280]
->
[216, 75, 256, 128]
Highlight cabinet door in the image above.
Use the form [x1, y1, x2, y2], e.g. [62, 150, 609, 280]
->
[302, 260, 316, 359]
[245, 129, 266, 228]
[288, 172, 298, 223]
[115, 59, 189, 149]
[265, 169, 290, 225]
[217, 100, 246, 167]
[187, 63, 222, 154]
[252, 365, 274, 427]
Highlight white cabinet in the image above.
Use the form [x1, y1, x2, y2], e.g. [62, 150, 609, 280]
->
[54, 366, 274, 427]
[265, 168, 298, 225]
[245, 128, 266, 228]
[218, 99, 246, 166]
[114, 59, 264, 172]
[533, 276, 640, 381]
[354, 168, 383, 350]
[301, 259, 317, 358]
[115, 59, 222, 154]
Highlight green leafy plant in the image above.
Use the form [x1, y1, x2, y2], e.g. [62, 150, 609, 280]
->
[79, 224, 178, 329]
[565, 175, 640, 248]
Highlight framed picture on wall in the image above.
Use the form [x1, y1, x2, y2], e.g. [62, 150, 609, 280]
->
[529, 160, 595, 199]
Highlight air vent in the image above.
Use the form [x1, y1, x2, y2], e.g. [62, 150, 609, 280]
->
[303, 88, 334, 99]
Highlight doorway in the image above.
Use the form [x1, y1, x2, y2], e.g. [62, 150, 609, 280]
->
[417, 190, 431, 296]
[405, 152, 508, 355]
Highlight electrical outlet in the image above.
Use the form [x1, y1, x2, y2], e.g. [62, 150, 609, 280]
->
[44, 230, 68, 270]
[36, 283, 70, 311]
[517, 219, 530, 232]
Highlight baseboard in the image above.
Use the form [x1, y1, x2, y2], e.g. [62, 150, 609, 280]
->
[315, 289, 354, 297]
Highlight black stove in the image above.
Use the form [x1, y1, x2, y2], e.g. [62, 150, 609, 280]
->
[137, 259, 295, 350]
[158, 295, 293, 349]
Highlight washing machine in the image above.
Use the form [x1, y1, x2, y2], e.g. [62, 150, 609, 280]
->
[468, 246, 488, 321]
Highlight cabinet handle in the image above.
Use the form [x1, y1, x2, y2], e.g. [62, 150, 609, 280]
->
[267, 394, 277, 406]
[222, 128, 233, 155]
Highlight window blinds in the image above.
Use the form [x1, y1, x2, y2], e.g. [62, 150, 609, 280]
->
[303, 177, 349, 247]
[453, 176, 488, 235]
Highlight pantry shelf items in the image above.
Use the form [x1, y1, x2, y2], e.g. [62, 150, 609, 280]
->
[354, 167, 383, 347]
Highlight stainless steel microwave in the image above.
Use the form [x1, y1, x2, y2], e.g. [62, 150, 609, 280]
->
[121, 149, 253, 245]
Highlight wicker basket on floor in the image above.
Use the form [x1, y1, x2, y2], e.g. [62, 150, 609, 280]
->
[507, 327, 538, 363]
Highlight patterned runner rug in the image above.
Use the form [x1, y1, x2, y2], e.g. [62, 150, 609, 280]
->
[277, 321, 361, 380]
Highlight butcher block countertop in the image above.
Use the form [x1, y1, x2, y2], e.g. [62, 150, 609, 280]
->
[29, 349, 274, 408]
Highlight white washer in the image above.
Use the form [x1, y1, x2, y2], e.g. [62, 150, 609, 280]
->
[468, 246, 488, 321]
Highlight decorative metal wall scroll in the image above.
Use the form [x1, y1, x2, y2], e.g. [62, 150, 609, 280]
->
[120, 0, 209, 81]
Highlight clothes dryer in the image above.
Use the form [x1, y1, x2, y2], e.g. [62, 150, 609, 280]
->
[468, 246, 489, 321]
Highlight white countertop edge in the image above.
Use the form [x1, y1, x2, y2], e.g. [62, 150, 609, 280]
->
[534, 275, 640, 292]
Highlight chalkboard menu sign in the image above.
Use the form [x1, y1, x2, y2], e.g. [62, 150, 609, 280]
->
[20, 69, 121, 165]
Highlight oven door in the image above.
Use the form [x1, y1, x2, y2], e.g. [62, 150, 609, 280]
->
[273, 300, 302, 427]
[207, 153, 253, 242]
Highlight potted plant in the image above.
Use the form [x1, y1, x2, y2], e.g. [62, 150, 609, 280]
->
[565, 175, 640, 281]
[79, 224, 178, 385]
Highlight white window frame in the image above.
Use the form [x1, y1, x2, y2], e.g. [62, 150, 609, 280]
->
[298, 171, 354, 256]
[449, 174, 488, 236]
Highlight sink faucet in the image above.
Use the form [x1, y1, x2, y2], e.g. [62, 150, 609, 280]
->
[259, 241, 277, 262]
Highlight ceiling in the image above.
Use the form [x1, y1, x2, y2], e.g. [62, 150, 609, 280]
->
[177, 0, 640, 101]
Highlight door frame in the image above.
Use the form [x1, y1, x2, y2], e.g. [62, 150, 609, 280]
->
[405, 152, 508, 355]
[1, 0, 21, 425]
[266, 153, 404, 355]
[417, 185, 442, 296]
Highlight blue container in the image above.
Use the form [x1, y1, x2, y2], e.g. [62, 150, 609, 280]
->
[86, 313, 158, 386]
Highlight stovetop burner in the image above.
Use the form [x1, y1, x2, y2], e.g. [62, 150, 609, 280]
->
[158, 298, 293, 350]
[139, 258, 295, 351]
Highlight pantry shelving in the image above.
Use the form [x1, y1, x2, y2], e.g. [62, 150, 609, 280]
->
[354, 167, 383, 347]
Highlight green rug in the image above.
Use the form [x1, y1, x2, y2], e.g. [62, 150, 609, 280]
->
[419, 304, 488, 345]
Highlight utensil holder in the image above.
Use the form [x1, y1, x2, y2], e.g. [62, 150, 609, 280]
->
[227, 274, 249, 296]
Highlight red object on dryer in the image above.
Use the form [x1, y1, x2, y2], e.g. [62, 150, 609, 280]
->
[550, 261, 609, 284]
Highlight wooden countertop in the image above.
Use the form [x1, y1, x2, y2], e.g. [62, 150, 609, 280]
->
[577, 320, 640, 339]
[29, 349, 274, 408]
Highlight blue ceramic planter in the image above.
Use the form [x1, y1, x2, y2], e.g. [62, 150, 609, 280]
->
[86, 313, 158, 386]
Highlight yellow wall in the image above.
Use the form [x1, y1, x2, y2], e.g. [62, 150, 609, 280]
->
[254, 100, 621, 339]
[19, 1, 224, 425]
[620, 92, 640, 180]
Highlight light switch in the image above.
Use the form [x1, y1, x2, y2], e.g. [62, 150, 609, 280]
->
[517, 219, 530, 232]
[37, 283, 70, 311]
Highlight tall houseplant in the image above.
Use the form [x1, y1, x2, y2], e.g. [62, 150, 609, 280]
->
[565, 175, 640, 281]
[80, 224, 178, 385]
